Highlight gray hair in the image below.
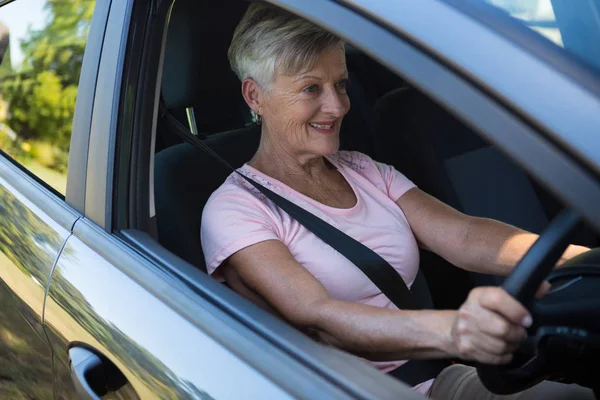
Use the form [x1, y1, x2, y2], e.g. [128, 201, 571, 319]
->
[228, 3, 345, 91]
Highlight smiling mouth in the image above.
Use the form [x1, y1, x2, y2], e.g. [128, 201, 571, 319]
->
[309, 122, 336, 133]
[309, 122, 334, 129]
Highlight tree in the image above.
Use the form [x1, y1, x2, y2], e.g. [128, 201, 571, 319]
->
[0, 0, 95, 153]
[0, 21, 13, 77]
[20, 0, 95, 87]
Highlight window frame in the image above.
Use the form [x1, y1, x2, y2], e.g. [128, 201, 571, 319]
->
[108, 0, 423, 396]
[112, 0, 168, 235]
[83, 0, 134, 229]
[440, 0, 600, 97]
[66, 0, 112, 213]
[63, 2, 418, 396]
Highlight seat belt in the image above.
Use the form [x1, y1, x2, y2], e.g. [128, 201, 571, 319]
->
[158, 104, 449, 384]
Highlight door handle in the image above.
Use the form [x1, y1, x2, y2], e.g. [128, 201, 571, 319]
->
[69, 347, 103, 400]
[69, 347, 128, 399]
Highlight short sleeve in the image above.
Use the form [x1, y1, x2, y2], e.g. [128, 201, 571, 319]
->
[201, 185, 280, 278]
[372, 159, 417, 202]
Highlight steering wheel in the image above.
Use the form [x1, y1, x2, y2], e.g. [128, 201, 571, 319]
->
[476, 210, 600, 395]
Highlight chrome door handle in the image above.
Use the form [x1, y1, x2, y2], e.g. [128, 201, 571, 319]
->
[69, 347, 105, 400]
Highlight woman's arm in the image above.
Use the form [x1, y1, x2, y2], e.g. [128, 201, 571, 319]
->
[222, 239, 529, 364]
[396, 188, 589, 276]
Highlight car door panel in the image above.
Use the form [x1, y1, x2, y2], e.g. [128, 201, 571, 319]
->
[45, 219, 309, 399]
[0, 282, 54, 399]
[0, 158, 78, 399]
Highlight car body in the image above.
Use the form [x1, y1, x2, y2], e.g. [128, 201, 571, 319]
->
[0, 0, 599, 398]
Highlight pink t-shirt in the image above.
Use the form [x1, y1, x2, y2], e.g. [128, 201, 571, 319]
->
[201, 151, 433, 395]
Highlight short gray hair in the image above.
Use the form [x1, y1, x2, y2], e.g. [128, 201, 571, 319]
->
[228, 3, 344, 91]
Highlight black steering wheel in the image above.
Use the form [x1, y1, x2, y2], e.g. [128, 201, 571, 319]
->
[476, 210, 600, 395]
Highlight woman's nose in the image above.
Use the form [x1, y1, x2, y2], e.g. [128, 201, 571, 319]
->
[322, 88, 349, 117]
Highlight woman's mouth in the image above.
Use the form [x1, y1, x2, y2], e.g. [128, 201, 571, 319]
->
[309, 122, 336, 134]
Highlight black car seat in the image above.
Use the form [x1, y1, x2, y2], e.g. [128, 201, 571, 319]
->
[154, 0, 257, 270]
[155, 126, 261, 271]
[154, 0, 378, 271]
[371, 87, 598, 301]
[374, 87, 554, 233]
[159, 0, 249, 137]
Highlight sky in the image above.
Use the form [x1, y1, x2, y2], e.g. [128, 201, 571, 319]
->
[0, 0, 47, 68]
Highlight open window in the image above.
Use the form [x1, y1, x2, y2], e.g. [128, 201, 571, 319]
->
[112, 0, 600, 393]
[148, 0, 598, 301]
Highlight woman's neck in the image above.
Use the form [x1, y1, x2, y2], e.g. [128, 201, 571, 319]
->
[248, 131, 332, 185]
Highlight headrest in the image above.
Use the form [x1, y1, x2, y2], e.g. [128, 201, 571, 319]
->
[161, 0, 249, 110]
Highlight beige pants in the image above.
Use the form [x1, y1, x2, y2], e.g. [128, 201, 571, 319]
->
[428, 364, 595, 400]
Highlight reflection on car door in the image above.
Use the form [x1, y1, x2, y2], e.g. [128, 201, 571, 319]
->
[0, 160, 78, 399]
[44, 219, 293, 399]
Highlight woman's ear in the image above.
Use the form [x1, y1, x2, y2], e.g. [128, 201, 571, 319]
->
[241, 78, 264, 115]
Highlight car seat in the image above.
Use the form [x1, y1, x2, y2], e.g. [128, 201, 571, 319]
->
[371, 87, 598, 300]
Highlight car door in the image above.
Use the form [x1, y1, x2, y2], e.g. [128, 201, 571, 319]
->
[0, 0, 100, 398]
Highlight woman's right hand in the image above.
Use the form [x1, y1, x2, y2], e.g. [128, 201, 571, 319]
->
[450, 286, 530, 365]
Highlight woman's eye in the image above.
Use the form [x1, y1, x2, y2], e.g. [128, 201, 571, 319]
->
[304, 84, 319, 93]
[336, 79, 349, 90]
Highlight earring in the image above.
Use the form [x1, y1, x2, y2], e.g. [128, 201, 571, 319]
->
[251, 110, 262, 126]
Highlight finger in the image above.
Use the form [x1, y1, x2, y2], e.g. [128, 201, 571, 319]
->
[474, 350, 513, 365]
[455, 335, 513, 364]
[477, 287, 532, 327]
[453, 308, 525, 362]
[535, 281, 551, 299]
[468, 331, 520, 356]
[462, 304, 527, 343]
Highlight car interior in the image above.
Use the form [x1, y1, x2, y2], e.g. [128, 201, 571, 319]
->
[146, 0, 600, 395]
[153, 0, 598, 305]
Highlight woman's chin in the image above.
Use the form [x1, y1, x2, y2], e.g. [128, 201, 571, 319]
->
[314, 140, 340, 157]
[324, 135, 341, 153]
[296, 135, 340, 157]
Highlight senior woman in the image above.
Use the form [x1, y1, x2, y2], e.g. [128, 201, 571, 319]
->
[201, 4, 593, 399]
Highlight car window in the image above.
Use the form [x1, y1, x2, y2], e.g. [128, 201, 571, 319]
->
[450, 0, 600, 73]
[0, 0, 96, 196]
[486, 0, 563, 45]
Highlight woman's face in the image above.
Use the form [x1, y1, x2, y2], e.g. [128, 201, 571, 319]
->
[259, 47, 351, 159]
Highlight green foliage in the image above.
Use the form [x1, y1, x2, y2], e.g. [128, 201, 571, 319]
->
[0, 186, 63, 280]
[2, 70, 78, 151]
[28, 140, 67, 172]
[0, 45, 12, 78]
[0, 0, 95, 154]
[0, 127, 17, 154]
